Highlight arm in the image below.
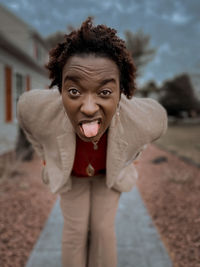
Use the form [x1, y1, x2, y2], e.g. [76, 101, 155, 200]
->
[17, 93, 44, 160]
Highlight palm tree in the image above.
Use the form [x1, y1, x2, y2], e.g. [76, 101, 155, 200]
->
[124, 29, 156, 76]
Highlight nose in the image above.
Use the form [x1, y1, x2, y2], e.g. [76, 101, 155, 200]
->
[80, 94, 99, 116]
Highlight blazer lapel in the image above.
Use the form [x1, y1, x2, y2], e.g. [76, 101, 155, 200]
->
[56, 107, 76, 186]
[106, 113, 128, 188]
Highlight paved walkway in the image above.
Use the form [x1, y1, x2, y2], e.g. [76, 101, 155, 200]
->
[25, 187, 172, 267]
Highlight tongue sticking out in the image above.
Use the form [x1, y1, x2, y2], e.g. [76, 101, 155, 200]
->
[81, 121, 100, 137]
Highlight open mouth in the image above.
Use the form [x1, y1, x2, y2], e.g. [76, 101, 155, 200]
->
[79, 119, 101, 138]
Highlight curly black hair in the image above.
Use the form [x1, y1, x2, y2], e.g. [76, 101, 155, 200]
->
[46, 17, 137, 99]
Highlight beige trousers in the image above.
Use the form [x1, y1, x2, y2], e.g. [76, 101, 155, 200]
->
[59, 175, 121, 267]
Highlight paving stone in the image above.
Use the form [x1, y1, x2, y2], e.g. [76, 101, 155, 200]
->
[116, 188, 172, 267]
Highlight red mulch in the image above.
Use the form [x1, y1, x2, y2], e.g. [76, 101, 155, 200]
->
[0, 154, 57, 267]
[137, 144, 200, 267]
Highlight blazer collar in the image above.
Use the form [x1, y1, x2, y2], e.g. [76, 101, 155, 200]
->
[56, 106, 128, 185]
[56, 106, 76, 184]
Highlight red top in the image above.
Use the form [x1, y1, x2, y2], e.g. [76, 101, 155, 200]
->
[71, 131, 107, 177]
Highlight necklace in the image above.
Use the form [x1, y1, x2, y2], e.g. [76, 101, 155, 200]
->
[86, 163, 95, 177]
[92, 140, 99, 150]
[85, 140, 99, 176]
[72, 133, 107, 178]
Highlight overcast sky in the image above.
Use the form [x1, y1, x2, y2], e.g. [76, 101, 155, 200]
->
[0, 0, 200, 85]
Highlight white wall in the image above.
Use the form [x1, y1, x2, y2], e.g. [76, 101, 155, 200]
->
[0, 5, 48, 67]
[0, 5, 32, 57]
[0, 49, 49, 119]
[0, 48, 49, 155]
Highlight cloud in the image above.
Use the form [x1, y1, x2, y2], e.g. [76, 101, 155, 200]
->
[158, 43, 175, 56]
[7, 3, 19, 10]
[161, 12, 192, 25]
[98, 0, 140, 15]
[1, 0, 199, 85]
[151, 43, 175, 67]
[101, 1, 112, 9]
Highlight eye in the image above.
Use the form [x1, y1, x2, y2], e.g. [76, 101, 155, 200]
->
[99, 89, 112, 97]
[68, 88, 80, 96]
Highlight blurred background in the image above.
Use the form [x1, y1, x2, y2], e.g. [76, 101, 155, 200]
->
[0, 1, 200, 267]
[0, 0, 199, 161]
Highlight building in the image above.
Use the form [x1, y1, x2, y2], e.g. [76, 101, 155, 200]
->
[0, 4, 50, 155]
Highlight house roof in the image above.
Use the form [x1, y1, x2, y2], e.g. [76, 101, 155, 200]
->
[0, 33, 48, 77]
[0, 4, 48, 48]
[32, 31, 49, 49]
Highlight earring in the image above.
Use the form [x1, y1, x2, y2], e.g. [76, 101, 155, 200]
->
[116, 102, 120, 116]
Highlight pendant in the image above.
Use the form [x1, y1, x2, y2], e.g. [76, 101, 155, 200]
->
[92, 141, 98, 150]
[86, 163, 95, 177]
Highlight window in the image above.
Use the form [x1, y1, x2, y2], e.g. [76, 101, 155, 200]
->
[14, 73, 25, 121]
[16, 73, 24, 103]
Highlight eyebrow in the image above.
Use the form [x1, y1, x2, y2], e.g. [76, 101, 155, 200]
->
[99, 78, 117, 87]
[63, 75, 80, 84]
[63, 75, 117, 87]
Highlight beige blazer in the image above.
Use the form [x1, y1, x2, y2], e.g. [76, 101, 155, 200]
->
[17, 89, 167, 194]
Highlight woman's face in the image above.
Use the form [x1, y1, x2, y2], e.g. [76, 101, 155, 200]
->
[61, 54, 120, 142]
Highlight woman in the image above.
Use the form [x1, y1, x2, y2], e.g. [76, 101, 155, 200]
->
[17, 18, 167, 267]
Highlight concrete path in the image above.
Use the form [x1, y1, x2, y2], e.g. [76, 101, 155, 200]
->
[25, 187, 172, 267]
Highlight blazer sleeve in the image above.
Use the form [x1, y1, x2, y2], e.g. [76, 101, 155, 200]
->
[17, 93, 44, 160]
[152, 102, 168, 142]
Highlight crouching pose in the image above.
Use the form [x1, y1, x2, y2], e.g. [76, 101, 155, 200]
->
[17, 17, 167, 267]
